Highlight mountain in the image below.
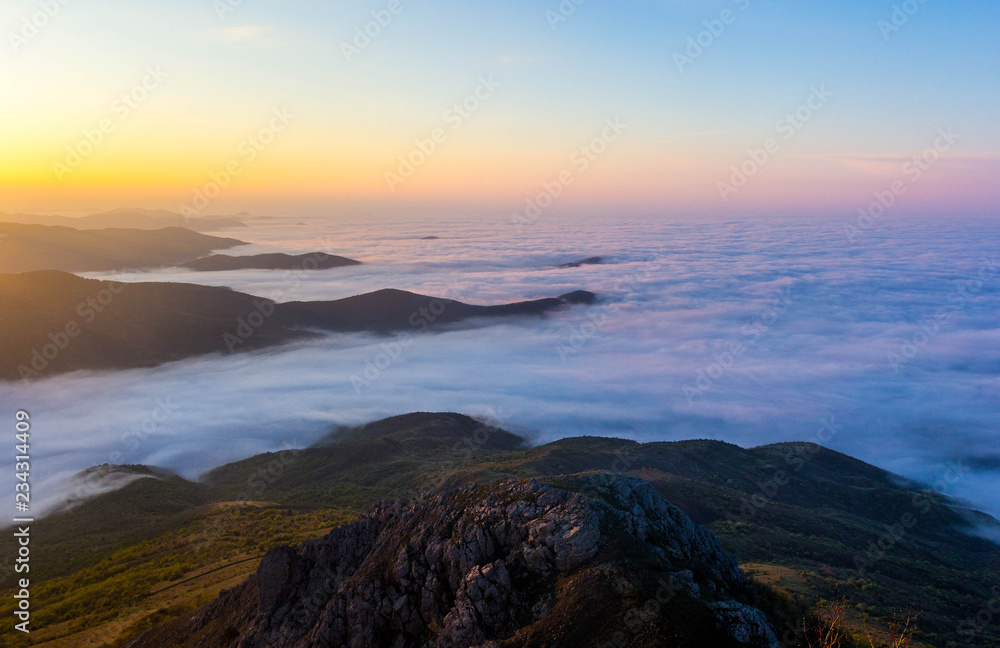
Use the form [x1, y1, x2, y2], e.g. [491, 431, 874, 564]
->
[3, 413, 996, 647]
[275, 288, 596, 333]
[0, 271, 307, 380]
[559, 256, 603, 268]
[181, 252, 361, 271]
[0, 208, 246, 231]
[0, 273, 596, 380]
[126, 475, 781, 648]
[0, 223, 244, 273]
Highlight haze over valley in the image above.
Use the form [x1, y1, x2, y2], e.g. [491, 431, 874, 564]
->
[2, 213, 997, 524]
[2, 1, 998, 645]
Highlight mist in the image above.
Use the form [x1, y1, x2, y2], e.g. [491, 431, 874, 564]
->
[3, 213, 998, 519]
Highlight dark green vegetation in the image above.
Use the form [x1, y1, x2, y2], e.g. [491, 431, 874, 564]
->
[1, 413, 996, 647]
[180, 252, 361, 271]
[0, 222, 243, 273]
[0, 272, 595, 380]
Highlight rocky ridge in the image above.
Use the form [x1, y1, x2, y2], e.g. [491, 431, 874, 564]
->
[127, 474, 780, 648]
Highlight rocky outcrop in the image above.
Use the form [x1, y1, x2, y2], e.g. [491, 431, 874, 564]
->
[128, 475, 779, 648]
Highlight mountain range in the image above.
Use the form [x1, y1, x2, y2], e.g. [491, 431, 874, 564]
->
[0, 222, 243, 273]
[1, 218, 994, 648]
[180, 252, 361, 271]
[2, 412, 996, 647]
[0, 208, 247, 231]
[0, 271, 595, 380]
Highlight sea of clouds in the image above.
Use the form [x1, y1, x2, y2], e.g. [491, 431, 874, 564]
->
[1, 212, 998, 520]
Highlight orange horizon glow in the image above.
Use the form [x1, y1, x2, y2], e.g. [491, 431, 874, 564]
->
[1, 1, 997, 219]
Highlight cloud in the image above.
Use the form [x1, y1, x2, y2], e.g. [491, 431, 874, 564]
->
[5, 214, 1000, 521]
[805, 152, 1000, 177]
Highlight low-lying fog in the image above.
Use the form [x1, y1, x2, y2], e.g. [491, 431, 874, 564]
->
[3, 213, 998, 520]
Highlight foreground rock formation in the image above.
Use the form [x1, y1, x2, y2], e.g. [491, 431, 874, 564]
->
[128, 475, 779, 648]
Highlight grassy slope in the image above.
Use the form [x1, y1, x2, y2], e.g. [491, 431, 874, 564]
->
[1, 413, 996, 647]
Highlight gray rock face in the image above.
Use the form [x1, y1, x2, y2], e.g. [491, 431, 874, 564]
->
[128, 475, 779, 648]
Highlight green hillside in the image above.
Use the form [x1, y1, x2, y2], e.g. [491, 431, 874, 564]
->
[1, 413, 996, 647]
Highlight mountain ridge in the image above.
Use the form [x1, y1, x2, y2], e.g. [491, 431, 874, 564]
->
[180, 252, 361, 272]
[0, 222, 244, 273]
[3, 412, 996, 647]
[125, 474, 783, 648]
[0, 273, 596, 380]
[0, 208, 247, 232]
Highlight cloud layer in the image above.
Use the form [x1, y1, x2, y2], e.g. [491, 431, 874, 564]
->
[4, 213, 998, 518]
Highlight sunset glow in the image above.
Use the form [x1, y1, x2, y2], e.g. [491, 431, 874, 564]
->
[2, 0, 998, 216]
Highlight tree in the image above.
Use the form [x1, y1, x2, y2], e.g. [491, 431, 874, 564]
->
[864, 607, 921, 648]
[803, 598, 850, 648]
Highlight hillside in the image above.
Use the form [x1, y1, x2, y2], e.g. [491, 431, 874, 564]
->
[276, 288, 596, 333]
[1, 413, 996, 647]
[180, 252, 361, 271]
[559, 256, 603, 268]
[0, 273, 595, 380]
[0, 223, 244, 273]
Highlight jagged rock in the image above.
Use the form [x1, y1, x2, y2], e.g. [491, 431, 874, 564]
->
[712, 601, 783, 647]
[127, 475, 779, 648]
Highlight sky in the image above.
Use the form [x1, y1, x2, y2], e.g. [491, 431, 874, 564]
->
[1, 0, 999, 217]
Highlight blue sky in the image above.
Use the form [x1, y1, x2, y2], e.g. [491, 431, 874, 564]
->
[2, 0, 998, 215]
